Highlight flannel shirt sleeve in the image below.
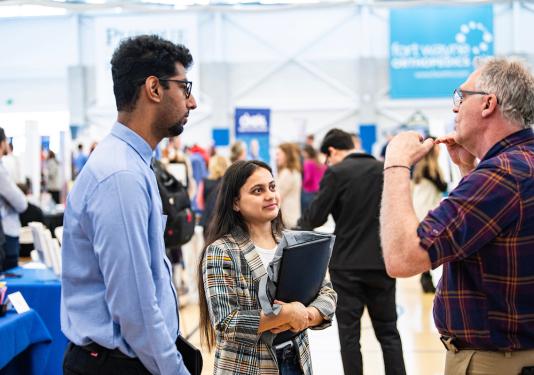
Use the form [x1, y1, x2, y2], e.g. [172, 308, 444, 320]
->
[417, 165, 520, 268]
[202, 244, 262, 346]
[308, 277, 337, 330]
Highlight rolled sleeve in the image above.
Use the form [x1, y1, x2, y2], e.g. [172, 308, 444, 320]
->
[308, 278, 337, 330]
[203, 245, 262, 346]
[417, 166, 519, 269]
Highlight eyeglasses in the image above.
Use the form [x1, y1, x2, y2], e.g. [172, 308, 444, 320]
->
[453, 88, 490, 108]
[159, 78, 193, 98]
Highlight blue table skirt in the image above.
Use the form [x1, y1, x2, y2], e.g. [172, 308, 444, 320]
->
[3, 267, 67, 375]
[0, 309, 52, 375]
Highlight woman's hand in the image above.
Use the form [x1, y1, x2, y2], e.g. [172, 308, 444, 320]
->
[305, 306, 324, 328]
[274, 300, 309, 332]
[270, 323, 292, 334]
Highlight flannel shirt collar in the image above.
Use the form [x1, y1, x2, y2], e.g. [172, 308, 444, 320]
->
[482, 128, 534, 162]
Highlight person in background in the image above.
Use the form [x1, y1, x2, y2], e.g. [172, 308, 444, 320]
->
[411, 139, 447, 293]
[197, 155, 229, 238]
[305, 134, 315, 147]
[2, 142, 23, 184]
[248, 138, 262, 161]
[0, 218, 4, 270]
[298, 129, 406, 375]
[45, 150, 62, 204]
[300, 144, 325, 213]
[198, 160, 337, 375]
[381, 57, 534, 374]
[0, 126, 28, 271]
[72, 143, 88, 177]
[350, 133, 361, 150]
[61, 34, 197, 375]
[164, 136, 196, 200]
[276, 143, 302, 229]
[230, 140, 247, 163]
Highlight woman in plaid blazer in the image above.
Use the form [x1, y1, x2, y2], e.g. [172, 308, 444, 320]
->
[198, 160, 337, 375]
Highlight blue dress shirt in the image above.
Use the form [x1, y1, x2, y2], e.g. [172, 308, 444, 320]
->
[61, 123, 189, 375]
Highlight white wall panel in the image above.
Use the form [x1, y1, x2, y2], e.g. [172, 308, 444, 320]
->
[0, 2, 533, 158]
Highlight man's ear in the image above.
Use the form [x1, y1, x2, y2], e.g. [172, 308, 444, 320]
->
[481, 94, 498, 118]
[144, 76, 161, 103]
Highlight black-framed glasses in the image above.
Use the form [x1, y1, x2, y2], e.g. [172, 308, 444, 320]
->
[137, 77, 193, 99]
[453, 88, 490, 108]
[159, 78, 193, 98]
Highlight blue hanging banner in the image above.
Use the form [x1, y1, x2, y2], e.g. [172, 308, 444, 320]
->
[359, 124, 376, 155]
[234, 108, 271, 163]
[389, 5, 494, 99]
[212, 128, 230, 147]
[41, 136, 50, 152]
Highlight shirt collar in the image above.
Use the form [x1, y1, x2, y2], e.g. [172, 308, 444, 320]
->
[482, 127, 534, 161]
[111, 122, 154, 167]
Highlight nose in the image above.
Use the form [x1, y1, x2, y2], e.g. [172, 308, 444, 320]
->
[265, 190, 276, 201]
[452, 106, 459, 114]
[187, 94, 197, 110]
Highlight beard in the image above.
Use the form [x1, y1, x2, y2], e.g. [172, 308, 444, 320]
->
[167, 122, 184, 137]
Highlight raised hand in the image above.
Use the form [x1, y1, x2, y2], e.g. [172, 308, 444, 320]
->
[435, 133, 476, 174]
[385, 131, 435, 167]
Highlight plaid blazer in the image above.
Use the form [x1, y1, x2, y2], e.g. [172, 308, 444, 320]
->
[202, 229, 337, 375]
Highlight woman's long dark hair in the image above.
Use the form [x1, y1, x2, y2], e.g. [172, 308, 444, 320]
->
[198, 160, 284, 350]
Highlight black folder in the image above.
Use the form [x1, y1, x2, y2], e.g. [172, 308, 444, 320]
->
[273, 236, 332, 345]
[176, 335, 203, 375]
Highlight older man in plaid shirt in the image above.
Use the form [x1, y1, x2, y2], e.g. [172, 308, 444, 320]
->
[380, 57, 534, 374]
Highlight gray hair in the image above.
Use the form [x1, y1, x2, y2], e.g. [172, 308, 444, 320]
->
[475, 57, 534, 128]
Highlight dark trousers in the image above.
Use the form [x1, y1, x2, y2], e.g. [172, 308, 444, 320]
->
[330, 269, 406, 375]
[3, 235, 20, 271]
[63, 342, 151, 375]
[276, 344, 303, 375]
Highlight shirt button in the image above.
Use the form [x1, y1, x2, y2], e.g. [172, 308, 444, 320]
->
[432, 229, 439, 236]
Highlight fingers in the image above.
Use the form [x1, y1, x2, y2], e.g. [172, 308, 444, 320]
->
[288, 301, 309, 332]
[274, 300, 287, 305]
[421, 138, 435, 153]
[435, 132, 457, 145]
[270, 323, 292, 334]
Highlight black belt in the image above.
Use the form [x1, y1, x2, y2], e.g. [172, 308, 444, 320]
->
[77, 342, 133, 360]
[440, 336, 460, 353]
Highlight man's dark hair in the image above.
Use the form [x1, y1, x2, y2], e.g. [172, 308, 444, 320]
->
[320, 128, 354, 155]
[0, 127, 5, 143]
[110, 34, 193, 112]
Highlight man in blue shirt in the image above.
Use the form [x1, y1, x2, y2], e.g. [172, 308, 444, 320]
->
[61, 35, 197, 375]
[72, 143, 88, 177]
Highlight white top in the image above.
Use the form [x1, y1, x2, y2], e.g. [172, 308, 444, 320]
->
[255, 244, 277, 269]
[255, 243, 293, 349]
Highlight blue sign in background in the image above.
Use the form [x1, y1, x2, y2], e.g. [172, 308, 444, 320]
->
[234, 108, 271, 163]
[212, 128, 230, 146]
[359, 124, 376, 155]
[390, 5, 493, 98]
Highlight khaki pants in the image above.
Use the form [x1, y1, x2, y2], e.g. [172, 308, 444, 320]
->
[445, 349, 534, 375]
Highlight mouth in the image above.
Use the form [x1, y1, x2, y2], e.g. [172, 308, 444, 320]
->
[264, 203, 278, 210]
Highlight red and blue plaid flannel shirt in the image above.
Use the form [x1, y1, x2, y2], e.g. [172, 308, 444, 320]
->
[418, 128, 534, 351]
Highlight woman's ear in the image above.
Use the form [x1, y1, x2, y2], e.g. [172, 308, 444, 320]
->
[233, 198, 240, 212]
